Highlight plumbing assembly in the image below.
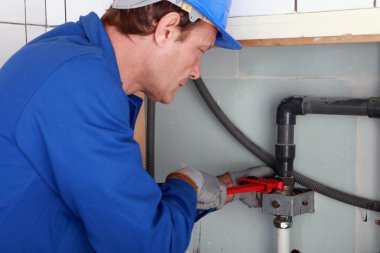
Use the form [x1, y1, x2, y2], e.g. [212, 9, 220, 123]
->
[192, 78, 380, 212]
[146, 77, 380, 252]
[192, 78, 380, 252]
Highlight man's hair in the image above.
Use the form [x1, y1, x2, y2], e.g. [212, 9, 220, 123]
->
[101, 1, 200, 40]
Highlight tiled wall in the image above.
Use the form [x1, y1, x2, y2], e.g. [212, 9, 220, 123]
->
[297, 0, 374, 13]
[0, 0, 112, 66]
[229, 0, 378, 16]
[1, 0, 379, 66]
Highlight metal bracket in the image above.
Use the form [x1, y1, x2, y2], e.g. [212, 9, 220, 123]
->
[262, 189, 315, 217]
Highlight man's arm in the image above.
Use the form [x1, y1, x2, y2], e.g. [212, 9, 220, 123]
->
[16, 55, 198, 253]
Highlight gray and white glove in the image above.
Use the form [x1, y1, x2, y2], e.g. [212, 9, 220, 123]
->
[173, 167, 227, 210]
[228, 166, 275, 208]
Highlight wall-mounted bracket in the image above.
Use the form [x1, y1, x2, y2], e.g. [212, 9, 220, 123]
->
[262, 189, 315, 217]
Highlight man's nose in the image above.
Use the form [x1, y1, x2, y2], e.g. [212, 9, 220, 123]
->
[189, 57, 202, 80]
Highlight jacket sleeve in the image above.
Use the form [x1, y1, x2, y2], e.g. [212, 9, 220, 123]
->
[15, 55, 197, 253]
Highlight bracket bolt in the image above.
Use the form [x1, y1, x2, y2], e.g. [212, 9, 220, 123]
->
[302, 200, 309, 206]
[272, 201, 281, 209]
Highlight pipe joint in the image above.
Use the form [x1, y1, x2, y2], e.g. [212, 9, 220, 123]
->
[368, 97, 380, 118]
[276, 97, 304, 125]
[275, 144, 295, 178]
[273, 215, 293, 229]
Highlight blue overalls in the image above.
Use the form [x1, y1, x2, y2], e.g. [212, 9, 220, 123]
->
[0, 13, 196, 253]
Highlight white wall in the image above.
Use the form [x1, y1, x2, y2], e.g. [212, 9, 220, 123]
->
[229, 0, 376, 17]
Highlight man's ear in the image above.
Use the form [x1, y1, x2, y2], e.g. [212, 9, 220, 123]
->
[154, 12, 181, 47]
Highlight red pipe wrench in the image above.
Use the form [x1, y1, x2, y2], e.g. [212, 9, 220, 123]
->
[227, 177, 284, 195]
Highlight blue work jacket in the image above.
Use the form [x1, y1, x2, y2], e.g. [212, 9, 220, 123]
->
[0, 13, 197, 253]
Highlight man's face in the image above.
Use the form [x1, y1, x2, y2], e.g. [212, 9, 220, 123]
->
[145, 21, 217, 104]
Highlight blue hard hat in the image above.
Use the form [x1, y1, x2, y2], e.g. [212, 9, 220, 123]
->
[184, 0, 241, 50]
[112, 0, 242, 50]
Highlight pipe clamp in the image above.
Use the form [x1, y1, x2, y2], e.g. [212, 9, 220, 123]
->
[263, 190, 315, 217]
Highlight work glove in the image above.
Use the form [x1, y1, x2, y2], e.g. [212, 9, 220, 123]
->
[228, 166, 275, 208]
[167, 166, 227, 210]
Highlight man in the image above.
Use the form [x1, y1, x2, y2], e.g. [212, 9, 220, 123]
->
[0, 0, 274, 252]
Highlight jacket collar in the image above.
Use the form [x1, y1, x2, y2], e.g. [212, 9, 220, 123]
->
[80, 13, 143, 129]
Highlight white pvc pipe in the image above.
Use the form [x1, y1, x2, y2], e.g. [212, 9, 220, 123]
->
[276, 227, 290, 253]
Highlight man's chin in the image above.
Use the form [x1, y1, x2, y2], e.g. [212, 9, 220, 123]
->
[160, 93, 176, 104]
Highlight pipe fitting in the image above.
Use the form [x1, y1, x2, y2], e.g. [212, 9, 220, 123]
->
[273, 215, 293, 229]
[368, 97, 380, 118]
[276, 97, 304, 125]
[275, 144, 296, 178]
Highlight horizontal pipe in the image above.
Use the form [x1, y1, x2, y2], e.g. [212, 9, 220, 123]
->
[277, 96, 380, 126]
[303, 97, 371, 116]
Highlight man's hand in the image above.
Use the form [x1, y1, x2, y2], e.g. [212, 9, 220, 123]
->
[216, 173, 234, 203]
[228, 166, 275, 208]
[167, 167, 227, 210]
[166, 166, 275, 210]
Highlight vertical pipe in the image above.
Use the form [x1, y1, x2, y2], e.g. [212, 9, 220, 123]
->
[276, 228, 290, 253]
[276, 125, 295, 181]
[275, 124, 295, 199]
[274, 123, 294, 253]
[275, 98, 302, 253]
[146, 98, 155, 178]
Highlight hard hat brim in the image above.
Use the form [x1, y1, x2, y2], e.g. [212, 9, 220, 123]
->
[215, 28, 241, 50]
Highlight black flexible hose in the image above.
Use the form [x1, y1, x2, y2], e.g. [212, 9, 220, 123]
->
[146, 98, 155, 178]
[193, 77, 380, 212]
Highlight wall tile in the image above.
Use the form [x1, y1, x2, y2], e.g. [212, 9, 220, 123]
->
[230, 0, 294, 17]
[0, 0, 25, 23]
[377, 0, 380, 7]
[66, 0, 112, 22]
[46, 0, 65, 26]
[0, 24, 26, 67]
[298, 0, 373, 13]
[27, 25, 46, 42]
[26, 0, 46, 25]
